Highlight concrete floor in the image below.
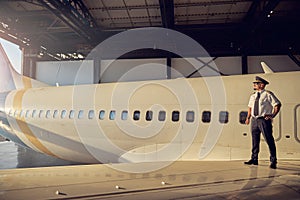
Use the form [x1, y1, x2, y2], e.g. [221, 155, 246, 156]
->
[0, 160, 299, 199]
[0, 141, 299, 199]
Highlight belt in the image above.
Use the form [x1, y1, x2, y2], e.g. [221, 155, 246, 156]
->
[253, 116, 264, 119]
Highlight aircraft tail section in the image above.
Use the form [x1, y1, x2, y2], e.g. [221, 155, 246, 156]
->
[0, 43, 17, 92]
[0, 43, 47, 93]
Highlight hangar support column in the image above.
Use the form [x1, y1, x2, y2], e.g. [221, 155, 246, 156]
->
[166, 56, 172, 79]
[94, 58, 101, 84]
[242, 55, 248, 74]
[22, 48, 37, 79]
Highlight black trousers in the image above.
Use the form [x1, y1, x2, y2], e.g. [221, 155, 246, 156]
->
[251, 117, 277, 163]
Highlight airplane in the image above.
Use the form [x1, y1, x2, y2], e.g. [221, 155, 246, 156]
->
[0, 42, 299, 172]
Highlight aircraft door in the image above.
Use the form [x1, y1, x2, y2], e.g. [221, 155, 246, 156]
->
[260, 112, 281, 142]
[295, 104, 300, 143]
[273, 112, 281, 141]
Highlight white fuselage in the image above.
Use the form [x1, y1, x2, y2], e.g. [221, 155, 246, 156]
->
[0, 71, 300, 163]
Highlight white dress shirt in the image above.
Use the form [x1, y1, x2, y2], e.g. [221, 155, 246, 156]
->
[248, 89, 281, 118]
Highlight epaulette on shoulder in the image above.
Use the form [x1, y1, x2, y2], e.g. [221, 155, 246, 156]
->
[265, 90, 273, 95]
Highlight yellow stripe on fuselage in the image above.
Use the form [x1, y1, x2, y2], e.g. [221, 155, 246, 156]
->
[22, 76, 32, 88]
[13, 89, 56, 157]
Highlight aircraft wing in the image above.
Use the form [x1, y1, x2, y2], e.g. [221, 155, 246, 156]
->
[0, 160, 300, 199]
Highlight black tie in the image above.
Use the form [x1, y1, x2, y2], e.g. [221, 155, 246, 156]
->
[254, 92, 260, 116]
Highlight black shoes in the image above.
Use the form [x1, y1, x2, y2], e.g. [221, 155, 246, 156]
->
[244, 159, 258, 165]
[244, 159, 277, 169]
[270, 162, 277, 169]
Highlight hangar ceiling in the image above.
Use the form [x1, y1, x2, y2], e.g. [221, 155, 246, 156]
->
[0, 0, 299, 61]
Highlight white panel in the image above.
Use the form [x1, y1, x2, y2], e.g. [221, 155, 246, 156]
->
[248, 55, 300, 74]
[214, 57, 242, 75]
[36, 60, 93, 86]
[36, 56, 299, 86]
[172, 57, 242, 78]
[172, 58, 198, 78]
[100, 59, 166, 83]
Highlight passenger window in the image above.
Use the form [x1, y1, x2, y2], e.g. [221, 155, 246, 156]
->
[186, 111, 195, 123]
[69, 110, 75, 119]
[158, 111, 166, 121]
[239, 111, 248, 124]
[121, 110, 128, 120]
[146, 110, 153, 121]
[46, 110, 51, 118]
[20, 110, 25, 118]
[219, 111, 229, 124]
[25, 110, 30, 118]
[88, 110, 95, 119]
[39, 110, 44, 118]
[61, 110, 67, 118]
[99, 110, 105, 120]
[133, 110, 140, 121]
[109, 110, 116, 120]
[78, 110, 84, 119]
[32, 110, 37, 118]
[14, 110, 18, 117]
[172, 111, 180, 122]
[53, 110, 59, 119]
[202, 111, 211, 123]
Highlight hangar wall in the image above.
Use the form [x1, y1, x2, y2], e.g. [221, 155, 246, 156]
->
[248, 56, 299, 73]
[172, 57, 242, 78]
[100, 59, 167, 83]
[35, 55, 299, 86]
[36, 60, 93, 86]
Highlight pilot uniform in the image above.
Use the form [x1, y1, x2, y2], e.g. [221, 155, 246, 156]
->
[245, 76, 281, 168]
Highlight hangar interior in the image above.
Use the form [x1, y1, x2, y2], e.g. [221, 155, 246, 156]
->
[0, 0, 299, 85]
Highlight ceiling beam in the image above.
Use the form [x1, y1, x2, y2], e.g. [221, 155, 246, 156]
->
[159, 0, 174, 29]
[243, 0, 260, 23]
[37, 0, 98, 42]
[39, 19, 299, 60]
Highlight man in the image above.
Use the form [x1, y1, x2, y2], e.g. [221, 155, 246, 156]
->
[244, 76, 281, 169]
